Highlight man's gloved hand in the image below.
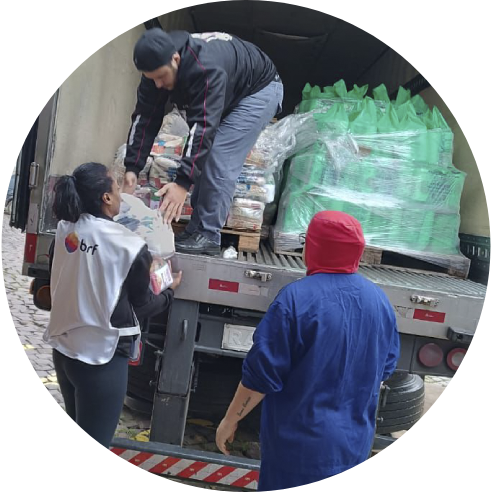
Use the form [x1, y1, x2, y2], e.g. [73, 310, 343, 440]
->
[122, 171, 138, 194]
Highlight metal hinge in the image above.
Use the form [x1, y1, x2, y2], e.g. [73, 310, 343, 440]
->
[244, 269, 272, 282]
[410, 294, 440, 307]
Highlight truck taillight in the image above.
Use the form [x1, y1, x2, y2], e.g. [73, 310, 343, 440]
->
[446, 348, 467, 371]
[24, 233, 38, 264]
[418, 343, 443, 368]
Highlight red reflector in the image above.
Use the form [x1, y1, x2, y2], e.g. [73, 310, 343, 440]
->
[413, 309, 446, 323]
[24, 233, 37, 264]
[209, 279, 239, 293]
[447, 348, 467, 371]
[418, 343, 444, 368]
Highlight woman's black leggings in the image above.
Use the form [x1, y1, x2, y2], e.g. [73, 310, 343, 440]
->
[53, 349, 129, 448]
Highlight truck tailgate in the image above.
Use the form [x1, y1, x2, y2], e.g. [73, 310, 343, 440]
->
[172, 243, 486, 339]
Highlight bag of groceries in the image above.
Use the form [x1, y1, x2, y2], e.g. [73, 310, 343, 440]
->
[115, 193, 175, 294]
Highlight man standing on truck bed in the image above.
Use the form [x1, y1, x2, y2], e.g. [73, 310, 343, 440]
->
[123, 28, 283, 255]
[216, 211, 400, 490]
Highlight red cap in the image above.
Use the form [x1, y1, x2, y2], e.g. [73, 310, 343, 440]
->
[305, 211, 365, 275]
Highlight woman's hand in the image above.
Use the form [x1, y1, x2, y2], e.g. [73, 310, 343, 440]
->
[170, 271, 183, 291]
[122, 171, 138, 194]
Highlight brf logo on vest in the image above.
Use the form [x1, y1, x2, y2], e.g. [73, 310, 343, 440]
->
[65, 232, 99, 255]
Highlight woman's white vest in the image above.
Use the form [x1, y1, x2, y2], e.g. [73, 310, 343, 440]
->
[44, 214, 146, 364]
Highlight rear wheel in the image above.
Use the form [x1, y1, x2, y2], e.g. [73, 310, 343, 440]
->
[126, 346, 262, 430]
[377, 372, 425, 434]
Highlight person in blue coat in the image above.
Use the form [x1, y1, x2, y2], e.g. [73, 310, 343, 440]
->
[216, 211, 400, 490]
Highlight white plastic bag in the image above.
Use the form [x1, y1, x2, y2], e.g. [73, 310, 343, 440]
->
[115, 193, 175, 258]
[222, 246, 238, 260]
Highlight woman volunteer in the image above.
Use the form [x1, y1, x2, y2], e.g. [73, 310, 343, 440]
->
[43, 162, 181, 448]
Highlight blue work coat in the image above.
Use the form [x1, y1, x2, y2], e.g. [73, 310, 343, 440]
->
[242, 272, 400, 490]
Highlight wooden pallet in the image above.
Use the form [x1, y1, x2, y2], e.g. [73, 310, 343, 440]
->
[360, 246, 471, 279]
[172, 222, 261, 253]
[270, 238, 470, 279]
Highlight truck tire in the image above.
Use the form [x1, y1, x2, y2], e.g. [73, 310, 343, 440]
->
[376, 373, 425, 435]
[127, 349, 262, 429]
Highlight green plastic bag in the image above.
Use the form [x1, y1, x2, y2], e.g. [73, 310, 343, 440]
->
[377, 103, 399, 133]
[394, 86, 411, 107]
[423, 107, 453, 165]
[347, 84, 369, 99]
[322, 85, 337, 98]
[372, 84, 390, 103]
[349, 98, 379, 134]
[432, 107, 454, 156]
[334, 79, 348, 98]
[398, 103, 428, 163]
[314, 103, 350, 133]
[411, 94, 429, 116]
[302, 83, 313, 100]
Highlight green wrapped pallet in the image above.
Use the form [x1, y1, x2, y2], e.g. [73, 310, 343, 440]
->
[364, 206, 389, 246]
[348, 203, 371, 228]
[275, 81, 464, 258]
[427, 169, 466, 212]
[279, 192, 310, 232]
[429, 213, 461, 254]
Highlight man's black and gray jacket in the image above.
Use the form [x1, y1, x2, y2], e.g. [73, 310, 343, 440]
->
[124, 30, 278, 190]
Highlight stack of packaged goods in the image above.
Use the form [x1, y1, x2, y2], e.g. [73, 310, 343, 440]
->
[226, 113, 319, 234]
[274, 80, 466, 267]
[113, 107, 193, 218]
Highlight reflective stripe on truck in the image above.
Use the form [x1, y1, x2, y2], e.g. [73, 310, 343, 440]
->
[110, 438, 260, 489]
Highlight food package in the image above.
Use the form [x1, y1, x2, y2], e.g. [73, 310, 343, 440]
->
[159, 106, 189, 137]
[150, 156, 179, 184]
[234, 174, 275, 203]
[113, 144, 153, 187]
[150, 133, 187, 160]
[115, 193, 175, 258]
[149, 257, 174, 294]
[150, 107, 189, 160]
[226, 198, 265, 231]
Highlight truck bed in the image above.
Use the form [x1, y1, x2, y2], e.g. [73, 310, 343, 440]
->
[172, 242, 486, 339]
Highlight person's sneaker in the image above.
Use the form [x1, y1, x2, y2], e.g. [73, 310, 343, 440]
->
[175, 229, 193, 242]
[175, 232, 221, 256]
